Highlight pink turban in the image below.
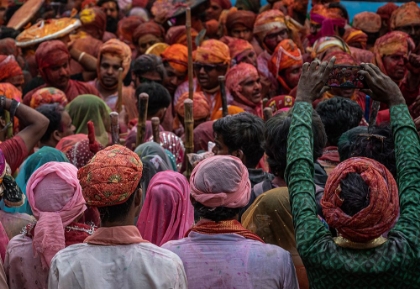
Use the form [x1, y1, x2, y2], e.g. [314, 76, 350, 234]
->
[226, 62, 260, 108]
[26, 162, 86, 269]
[190, 155, 251, 208]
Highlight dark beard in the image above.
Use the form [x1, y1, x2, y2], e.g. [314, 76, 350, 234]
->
[105, 16, 118, 34]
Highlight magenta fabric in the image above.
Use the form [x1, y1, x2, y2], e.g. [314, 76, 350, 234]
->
[0, 222, 8, 262]
[26, 162, 86, 269]
[190, 155, 251, 208]
[308, 13, 346, 46]
[136, 171, 194, 246]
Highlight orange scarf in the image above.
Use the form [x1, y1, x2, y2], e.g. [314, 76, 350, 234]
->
[187, 219, 264, 243]
[196, 85, 223, 120]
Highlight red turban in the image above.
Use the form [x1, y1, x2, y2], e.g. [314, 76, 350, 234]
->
[0, 55, 22, 82]
[226, 62, 260, 108]
[0, 38, 17, 56]
[321, 157, 399, 243]
[117, 16, 145, 46]
[377, 3, 398, 32]
[98, 39, 132, 80]
[133, 21, 165, 45]
[30, 87, 68, 109]
[161, 44, 188, 73]
[81, 0, 96, 9]
[212, 0, 232, 10]
[195, 39, 231, 65]
[166, 25, 198, 47]
[78, 145, 143, 207]
[353, 12, 382, 33]
[35, 40, 70, 74]
[175, 92, 210, 120]
[390, 1, 420, 30]
[225, 10, 256, 32]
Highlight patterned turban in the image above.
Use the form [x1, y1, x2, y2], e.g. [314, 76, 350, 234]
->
[221, 36, 254, 63]
[194, 39, 231, 65]
[133, 21, 165, 45]
[161, 44, 188, 73]
[373, 31, 415, 75]
[212, 0, 232, 10]
[353, 12, 382, 33]
[321, 157, 399, 243]
[225, 10, 256, 32]
[265, 95, 295, 113]
[390, 2, 420, 30]
[175, 92, 210, 120]
[80, 7, 106, 38]
[269, 39, 302, 87]
[0, 55, 22, 82]
[226, 62, 260, 107]
[343, 28, 368, 50]
[35, 40, 69, 73]
[311, 36, 351, 60]
[98, 39, 132, 79]
[253, 10, 287, 42]
[166, 26, 198, 47]
[117, 16, 145, 47]
[30, 87, 68, 109]
[78, 145, 143, 207]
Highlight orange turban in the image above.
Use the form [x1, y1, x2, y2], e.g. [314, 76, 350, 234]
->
[30, 87, 68, 109]
[194, 39, 231, 65]
[353, 12, 382, 33]
[390, 2, 420, 30]
[161, 44, 188, 73]
[221, 36, 254, 63]
[98, 39, 132, 79]
[225, 10, 256, 32]
[78, 145, 143, 207]
[269, 39, 302, 79]
[0, 83, 21, 129]
[0, 55, 22, 82]
[343, 28, 368, 50]
[253, 10, 287, 42]
[213, 105, 245, 119]
[175, 92, 210, 120]
[166, 26, 198, 47]
[133, 21, 165, 45]
[373, 31, 415, 75]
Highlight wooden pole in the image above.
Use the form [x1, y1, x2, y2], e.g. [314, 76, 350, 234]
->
[263, 107, 273, 122]
[186, 7, 194, 100]
[369, 100, 381, 128]
[262, 98, 269, 107]
[136, 93, 149, 147]
[151, 117, 160, 144]
[115, 67, 124, 113]
[184, 99, 194, 178]
[110, 112, 119, 144]
[218, 75, 228, 117]
[4, 110, 12, 139]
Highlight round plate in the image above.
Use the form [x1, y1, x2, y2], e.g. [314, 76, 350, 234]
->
[7, 0, 44, 30]
[145, 42, 169, 56]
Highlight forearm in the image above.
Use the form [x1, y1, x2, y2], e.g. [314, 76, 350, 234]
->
[69, 48, 97, 72]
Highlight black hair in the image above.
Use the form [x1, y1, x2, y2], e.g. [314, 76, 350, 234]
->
[337, 126, 368, 162]
[132, 55, 166, 80]
[265, 109, 327, 176]
[340, 173, 370, 216]
[97, 179, 141, 223]
[135, 82, 171, 116]
[36, 104, 64, 142]
[316, 97, 363, 146]
[193, 200, 241, 222]
[213, 112, 265, 168]
[97, 0, 119, 10]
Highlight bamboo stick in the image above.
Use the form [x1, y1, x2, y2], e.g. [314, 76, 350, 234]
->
[218, 75, 228, 117]
[263, 107, 273, 122]
[115, 67, 124, 113]
[110, 112, 119, 144]
[186, 7, 194, 100]
[4, 110, 12, 139]
[136, 93, 149, 147]
[184, 99, 194, 178]
[151, 117, 160, 144]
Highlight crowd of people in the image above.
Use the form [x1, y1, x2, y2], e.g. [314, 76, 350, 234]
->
[0, 0, 418, 287]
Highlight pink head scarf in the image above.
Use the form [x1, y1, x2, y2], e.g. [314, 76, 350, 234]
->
[136, 171, 194, 246]
[190, 155, 251, 208]
[26, 162, 86, 269]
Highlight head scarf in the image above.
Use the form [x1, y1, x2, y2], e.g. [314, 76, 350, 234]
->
[0, 38, 17, 56]
[213, 105, 245, 119]
[35, 40, 70, 75]
[193, 121, 214, 153]
[175, 92, 210, 120]
[190, 155, 250, 208]
[268, 39, 303, 93]
[253, 10, 287, 42]
[226, 62, 261, 109]
[373, 31, 415, 75]
[56, 133, 104, 169]
[321, 157, 399, 243]
[343, 28, 367, 50]
[390, 2, 420, 30]
[136, 171, 194, 246]
[147, 132, 185, 171]
[117, 16, 145, 47]
[353, 12, 382, 33]
[0, 55, 22, 82]
[133, 21, 165, 45]
[29, 87, 68, 109]
[98, 39, 132, 80]
[26, 162, 86, 269]
[134, 141, 174, 171]
[308, 4, 346, 46]
[166, 26, 198, 46]
[221, 36, 254, 64]
[212, 0, 232, 10]
[226, 10, 256, 32]
[377, 3, 398, 32]
[161, 44, 188, 73]
[195, 39, 231, 65]
[311, 36, 351, 60]
[78, 145, 143, 207]
[80, 7, 106, 39]
[67, 94, 111, 147]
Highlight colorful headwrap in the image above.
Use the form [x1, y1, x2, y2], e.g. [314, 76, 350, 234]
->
[226, 10, 256, 32]
[377, 3, 398, 32]
[268, 39, 302, 92]
[133, 21, 165, 45]
[321, 157, 399, 243]
[265, 95, 295, 113]
[226, 62, 260, 108]
[308, 5, 346, 46]
[353, 12, 382, 33]
[0, 83, 21, 129]
[390, 2, 420, 30]
[166, 26, 198, 47]
[0, 55, 22, 82]
[161, 44, 188, 73]
[147, 132, 185, 171]
[26, 162, 86, 269]
[324, 50, 357, 65]
[373, 31, 415, 75]
[190, 155, 251, 208]
[195, 39, 231, 65]
[311, 36, 351, 60]
[343, 28, 368, 50]
[98, 39, 132, 80]
[80, 7, 106, 39]
[212, 0, 232, 10]
[117, 16, 145, 47]
[78, 145, 143, 207]
[176, 92, 210, 120]
[221, 36, 254, 64]
[30, 87, 68, 109]
[35, 40, 70, 72]
[253, 10, 287, 42]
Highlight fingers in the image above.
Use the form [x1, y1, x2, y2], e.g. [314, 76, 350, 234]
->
[302, 62, 310, 72]
[319, 86, 330, 96]
[321, 57, 335, 82]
